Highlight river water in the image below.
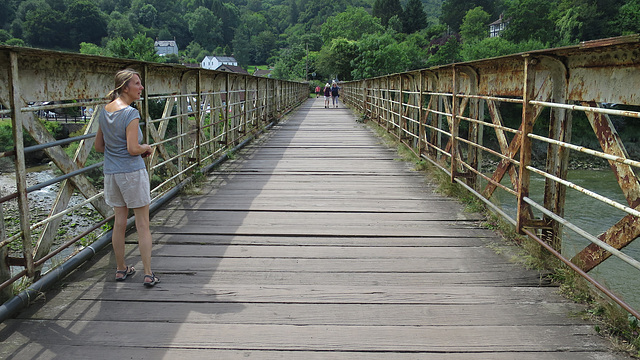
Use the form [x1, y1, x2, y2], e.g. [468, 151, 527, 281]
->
[492, 169, 640, 311]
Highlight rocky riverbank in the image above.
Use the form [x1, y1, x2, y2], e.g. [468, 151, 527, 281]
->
[0, 163, 102, 254]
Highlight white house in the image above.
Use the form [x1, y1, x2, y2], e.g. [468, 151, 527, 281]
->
[154, 40, 178, 56]
[489, 14, 509, 38]
[201, 56, 238, 70]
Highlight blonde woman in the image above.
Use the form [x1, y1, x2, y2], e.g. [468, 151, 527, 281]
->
[94, 68, 159, 287]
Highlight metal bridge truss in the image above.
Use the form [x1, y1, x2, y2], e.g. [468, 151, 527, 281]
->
[0, 45, 307, 304]
[342, 35, 640, 318]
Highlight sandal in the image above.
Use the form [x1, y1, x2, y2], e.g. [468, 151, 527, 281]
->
[115, 266, 135, 281]
[143, 273, 159, 287]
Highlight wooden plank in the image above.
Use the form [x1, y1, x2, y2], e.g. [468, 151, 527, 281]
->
[18, 301, 582, 327]
[0, 346, 622, 360]
[143, 244, 501, 259]
[43, 284, 570, 305]
[0, 320, 609, 352]
[150, 234, 495, 247]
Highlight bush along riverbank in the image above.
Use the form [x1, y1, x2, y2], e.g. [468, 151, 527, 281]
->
[365, 120, 640, 358]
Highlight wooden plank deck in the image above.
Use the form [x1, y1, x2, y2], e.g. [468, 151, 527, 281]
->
[0, 98, 630, 359]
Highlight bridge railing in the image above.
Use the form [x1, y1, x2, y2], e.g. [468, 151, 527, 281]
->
[0, 45, 307, 303]
[342, 35, 640, 318]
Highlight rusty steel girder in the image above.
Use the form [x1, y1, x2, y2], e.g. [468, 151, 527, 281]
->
[341, 35, 640, 280]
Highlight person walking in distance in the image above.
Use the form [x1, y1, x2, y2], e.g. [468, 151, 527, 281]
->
[315, 85, 321, 98]
[94, 68, 160, 287]
[323, 83, 331, 108]
[331, 81, 340, 108]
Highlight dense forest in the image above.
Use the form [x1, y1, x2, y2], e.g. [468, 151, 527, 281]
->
[1, 0, 639, 84]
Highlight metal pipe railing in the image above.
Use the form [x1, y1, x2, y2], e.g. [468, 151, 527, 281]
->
[340, 39, 640, 317]
[0, 45, 308, 306]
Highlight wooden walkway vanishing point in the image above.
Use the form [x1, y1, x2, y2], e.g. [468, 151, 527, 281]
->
[0, 98, 630, 359]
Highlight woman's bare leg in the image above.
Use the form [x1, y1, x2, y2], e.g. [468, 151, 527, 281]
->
[133, 204, 152, 276]
[112, 206, 129, 272]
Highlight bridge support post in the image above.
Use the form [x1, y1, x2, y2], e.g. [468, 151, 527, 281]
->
[418, 71, 424, 157]
[450, 65, 459, 183]
[516, 56, 537, 235]
[8, 51, 34, 278]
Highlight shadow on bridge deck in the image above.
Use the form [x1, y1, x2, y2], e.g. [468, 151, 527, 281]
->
[0, 98, 630, 359]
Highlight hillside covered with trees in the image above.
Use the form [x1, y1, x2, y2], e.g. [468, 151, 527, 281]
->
[1, 0, 639, 83]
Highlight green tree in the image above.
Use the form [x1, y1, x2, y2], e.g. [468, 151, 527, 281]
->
[402, 0, 428, 34]
[65, 0, 108, 46]
[163, 53, 180, 63]
[6, 38, 26, 47]
[0, 30, 11, 43]
[503, 0, 557, 44]
[185, 6, 223, 51]
[252, 31, 277, 64]
[320, 7, 384, 43]
[23, 8, 66, 47]
[441, 0, 497, 32]
[0, 0, 16, 28]
[137, 4, 158, 28]
[373, 0, 403, 27]
[387, 15, 403, 33]
[426, 36, 461, 67]
[79, 42, 108, 56]
[107, 11, 136, 39]
[216, 2, 240, 46]
[613, 0, 640, 35]
[106, 33, 160, 61]
[271, 45, 306, 80]
[315, 37, 358, 81]
[351, 32, 424, 79]
[459, 6, 490, 43]
[16, 0, 49, 22]
[459, 36, 546, 61]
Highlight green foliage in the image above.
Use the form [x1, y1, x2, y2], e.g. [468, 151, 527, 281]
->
[613, 0, 640, 35]
[65, 0, 108, 45]
[1, 0, 639, 82]
[5, 38, 26, 47]
[0, 30, 11, 43]
[0, 118, 65, 153]
[106, 10, 136, 39]
[321, 7, 384, 43]
[373, 0, 403, 27]
[351, 32, 426, 79]
[503, 0, 557, 44]
[460, 37, 547, 62]
[440, 0, 497, 32]
[315, 38, 358, 81]
[459, 6, 490, 43]
[426, 36, 461, 67]
[23, 7, 66, 48]
[185, 6, 223, 51]
[402, 0, 428, 34]
[105, 33, 160, 62]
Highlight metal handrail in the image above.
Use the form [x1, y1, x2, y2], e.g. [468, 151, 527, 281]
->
[340, 37, 640, 318]
[0, 45, 308, 302]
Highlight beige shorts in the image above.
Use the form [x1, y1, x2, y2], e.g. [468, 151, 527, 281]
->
[104, 168, 151, 209]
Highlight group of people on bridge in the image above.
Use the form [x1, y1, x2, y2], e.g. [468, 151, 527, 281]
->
[316, 82, 340, 108]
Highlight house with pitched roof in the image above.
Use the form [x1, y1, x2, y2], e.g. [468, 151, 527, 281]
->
[154, 39, 178, 56]
[201, 56, 238, 70]
[489, 14, 510, 38]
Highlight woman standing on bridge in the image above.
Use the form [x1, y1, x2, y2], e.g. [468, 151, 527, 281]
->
[331, 81, 340, 108]
[94, 68, 159, 287]
[323, 83, 331, 108]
